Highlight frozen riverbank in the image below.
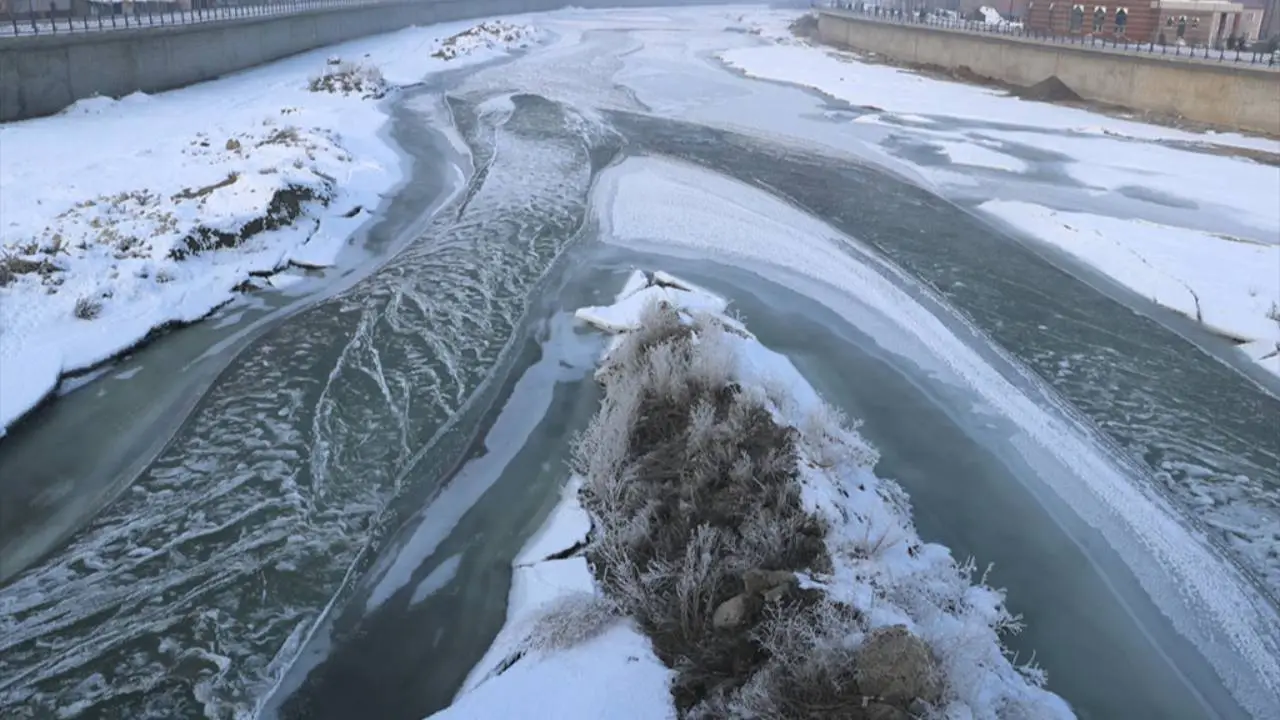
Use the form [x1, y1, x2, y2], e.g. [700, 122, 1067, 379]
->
[717, 20, 1280, 377]
[0, 19, 542, 437]
[433, 270, 1070, 719]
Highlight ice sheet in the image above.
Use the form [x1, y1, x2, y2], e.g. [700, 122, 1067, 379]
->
[981, 201, 1280, 368]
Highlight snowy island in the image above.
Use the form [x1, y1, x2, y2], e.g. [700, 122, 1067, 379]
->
[430, 271, 1073, 720]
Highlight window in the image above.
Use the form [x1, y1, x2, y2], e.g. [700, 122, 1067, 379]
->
[1115, 7, 1128, 31]
[1092, 5, 1106, 32]
[1070, 4, 1084, 31]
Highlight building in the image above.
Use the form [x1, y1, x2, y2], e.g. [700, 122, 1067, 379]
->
[1154, 0, 1247, 44]
[1025, 0, 1247, 44]
[1262, 0, 1280, 39]
[1238, 0, 1265, 41]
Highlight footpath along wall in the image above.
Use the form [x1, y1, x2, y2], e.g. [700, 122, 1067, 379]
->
[0, 0, 731, 122]
[817, 11, 1280, 135]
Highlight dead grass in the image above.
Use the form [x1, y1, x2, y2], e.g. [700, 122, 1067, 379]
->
[308, 60, 388, 99]
[575, 304, 916, 717]
[168, 184, 327, 260]
[433, 21, 532, 60]
[172, 172, 239, 201]
[73, 295, 102, 320]
[0, 254, 60, 287]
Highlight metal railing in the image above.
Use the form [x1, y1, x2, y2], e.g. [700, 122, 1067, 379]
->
[0, 0, 394, 37]
[822, 4, 1280, 68]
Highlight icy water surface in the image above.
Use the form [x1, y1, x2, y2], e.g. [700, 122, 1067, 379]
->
[0, 91, 620, 717]
[1, 8, 1278, 720]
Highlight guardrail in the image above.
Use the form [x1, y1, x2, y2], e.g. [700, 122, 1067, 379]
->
[823, 4, 1279, 68]
[0, 0, 389, 36]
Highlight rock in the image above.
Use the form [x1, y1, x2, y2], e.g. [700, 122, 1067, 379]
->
[762, 583, 794, 604]
[743, 568, 796, 596]
[854, 625, 943, 706]
[712, 594, 749, 630]
[225, 138, 241, 151]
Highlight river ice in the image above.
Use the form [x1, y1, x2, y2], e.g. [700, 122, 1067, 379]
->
[2, 5, 1279, 720]
[0, 19, 542, 436]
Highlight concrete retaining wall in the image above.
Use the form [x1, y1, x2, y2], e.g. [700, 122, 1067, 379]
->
[0, 0, 725, 122]
[817, 12, 1280, 135]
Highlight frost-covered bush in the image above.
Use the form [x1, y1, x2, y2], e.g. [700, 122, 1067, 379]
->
[572, 293, 1072, 720]
[308, 61, 388, 99]
[574, 303, 835, 713]
[520, 591, 620, 654]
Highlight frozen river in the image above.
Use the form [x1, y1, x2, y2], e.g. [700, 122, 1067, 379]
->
[1, 7, 1277, 720]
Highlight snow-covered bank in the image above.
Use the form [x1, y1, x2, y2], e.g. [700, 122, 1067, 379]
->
[433, 271, 1071, 719]
[718, 36, 1280, 152]
[716, 22, 1280, 376]
[0, 18, 544, 437]
[981, 201, 1280, 375]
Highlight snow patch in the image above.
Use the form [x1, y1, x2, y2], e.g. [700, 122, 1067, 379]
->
[574, 284, 728, 333]
[934, 139, 1029, 173]
[981, 200, 1280, 374]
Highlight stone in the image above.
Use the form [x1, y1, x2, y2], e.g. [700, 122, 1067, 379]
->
[225, 138, 241, 151]
[742, 568, 797, 596]
[762, 583, 794, 604]
[854, 625, 943, 706]
[712, 593, 750, 630]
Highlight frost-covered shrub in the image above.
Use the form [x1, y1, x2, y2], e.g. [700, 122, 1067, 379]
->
[74, 295, 102, 320]
[308, 61, 388, 99]
[574, 304, 833, 713]
[521, 591, 620, 653]
[573, 294, 1070, 720]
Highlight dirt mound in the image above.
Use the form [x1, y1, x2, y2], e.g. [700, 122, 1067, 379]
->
[789, 13, 818, 38]
[1016, 76, 1083, 103]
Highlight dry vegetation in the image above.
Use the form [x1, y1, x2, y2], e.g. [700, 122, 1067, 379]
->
[309, 56, 389, 99]
[0, 118, 342, 321]
[432, 21, 537, 60]
[565, 304, 944, 719]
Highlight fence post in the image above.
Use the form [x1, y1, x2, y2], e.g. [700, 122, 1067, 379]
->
[48, 2, 54, 32]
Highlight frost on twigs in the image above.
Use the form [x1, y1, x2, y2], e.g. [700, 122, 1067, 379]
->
[569, 273, 1072, 719]
[308, 60, 389, 99]
[432, 21, 541, 61]
[522, 592, 621, 654]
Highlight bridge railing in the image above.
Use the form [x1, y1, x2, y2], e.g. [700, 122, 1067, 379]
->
[0, 0, 392, 37]
[822, 4, 1280, 68]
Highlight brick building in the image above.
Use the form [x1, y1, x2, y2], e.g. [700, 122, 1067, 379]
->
[1025, 0, 1247, 44]
[1237, 0, 1265, 41]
